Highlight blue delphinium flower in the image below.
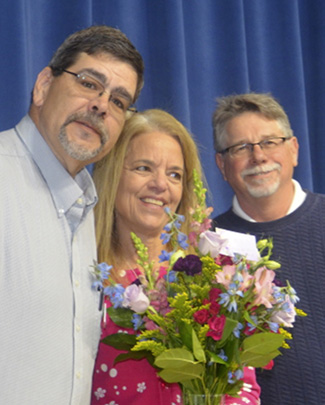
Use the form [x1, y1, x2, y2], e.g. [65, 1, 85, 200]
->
[287, 282, 300, 304]
[273, 286, 286, 303]
[246, 315, 258, 333]
[92, 279, 103, 291]
[91, 262, 112, 290]
[228, 369, 244, 384]
[160, 232, 172, 245]
[98, 262, 112, 280]
[218, 349, 228, 362]
[267, 320, 279, 333]
[104, 284, 125, 308]
[159, 249, 173, 262]
[177, 232, 189, 249]
[132, 314, 143, 330]
[233, 322, 243, 338]
[219, 283, 243, 312]
[164, 270, 178, 283]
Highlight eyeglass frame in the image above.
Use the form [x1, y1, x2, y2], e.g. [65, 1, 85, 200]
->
[57, 68, 138, 115]
[218, 136, 291, 157]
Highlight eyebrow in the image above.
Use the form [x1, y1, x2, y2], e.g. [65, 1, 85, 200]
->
[127, 159, 184, 171]
[78, 68, 134, 104]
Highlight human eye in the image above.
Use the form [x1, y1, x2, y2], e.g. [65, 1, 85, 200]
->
[169, 171, 182, 181]
[135, 165, 150, 172]
[262, 139, 278, 148]
[231, 143, 249, 155]
[78, 75, 102, 92]
[109, 94, 128, 111]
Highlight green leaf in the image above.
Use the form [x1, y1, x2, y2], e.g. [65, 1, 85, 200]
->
[218, 317, 238, 345]
[208, 350, 229, 366]
[242, 332, 284, 354]
[178, 321, 193, 351]
[101, 333, 137, 351]
[154, 348, 195, 369]
[192, 329, 206, 363]
[240, 349, 282, 368]
[158, 363, 205, 383]
[114, 350, 155, 365]
[107, 307, 134, 329]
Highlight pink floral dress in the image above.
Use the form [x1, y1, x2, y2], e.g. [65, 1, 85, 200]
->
[91, 269, 261, 405]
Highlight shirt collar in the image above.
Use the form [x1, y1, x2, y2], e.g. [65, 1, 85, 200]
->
[15, 115, 97, 216]
[233, 179, 306, 222]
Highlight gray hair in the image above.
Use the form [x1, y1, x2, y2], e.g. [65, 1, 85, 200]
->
[212, 93, 293, 152]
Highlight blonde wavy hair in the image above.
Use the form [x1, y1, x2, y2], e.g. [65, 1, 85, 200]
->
[93, 109, 205, 267]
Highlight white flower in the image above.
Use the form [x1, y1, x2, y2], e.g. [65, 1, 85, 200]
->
[94, 387, 106, 400]
[198, 230, 228, 258]
[137, 382, 147, 393]
[270, 295, 296, 327]
[122, 284, 150, 313]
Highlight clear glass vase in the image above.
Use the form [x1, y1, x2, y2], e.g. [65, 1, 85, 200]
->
[183, 390, 225, 405]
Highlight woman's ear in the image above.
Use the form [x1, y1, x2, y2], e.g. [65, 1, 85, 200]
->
[32, 67, 54, 107]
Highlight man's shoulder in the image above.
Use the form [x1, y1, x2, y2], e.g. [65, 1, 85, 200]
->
[0, 121, 28, 157]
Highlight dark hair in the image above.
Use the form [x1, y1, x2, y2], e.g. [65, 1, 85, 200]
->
[49, 25, 144, 101]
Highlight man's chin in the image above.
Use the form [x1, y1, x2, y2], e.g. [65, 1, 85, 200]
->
[245, 181, 280, 198]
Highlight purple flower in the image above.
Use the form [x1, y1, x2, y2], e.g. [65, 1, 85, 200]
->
[173, 254, 202, 276]
[122, 284, 150, 313]
[198, 230, 228, 258]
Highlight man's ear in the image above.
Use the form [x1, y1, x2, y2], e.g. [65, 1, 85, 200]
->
[215, 153, 227, 181]
[32, 67, 54, 107]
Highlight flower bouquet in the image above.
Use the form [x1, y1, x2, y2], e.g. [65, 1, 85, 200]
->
[92, 170, 305, 405]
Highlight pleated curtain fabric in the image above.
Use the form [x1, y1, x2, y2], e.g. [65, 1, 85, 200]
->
[1, 0, 324, 214]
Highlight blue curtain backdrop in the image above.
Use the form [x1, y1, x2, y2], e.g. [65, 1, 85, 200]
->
[1, 0, 324, 215]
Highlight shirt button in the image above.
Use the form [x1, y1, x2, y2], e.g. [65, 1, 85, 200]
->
[76, 372, 81, 379]
[75, 280, 80, 287]
[76, 325, 81, 332]
[77, 198, 83, 205]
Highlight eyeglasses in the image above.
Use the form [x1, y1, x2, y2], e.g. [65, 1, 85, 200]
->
[60, 69, 137, 118]
[219, 136, 291, 158]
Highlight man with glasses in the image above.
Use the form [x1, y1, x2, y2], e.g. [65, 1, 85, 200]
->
[212, 93, 325, 404]
[0, 25, 144, 404]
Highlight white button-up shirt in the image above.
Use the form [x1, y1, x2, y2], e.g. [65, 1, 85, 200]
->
[0, 115, 102, 404]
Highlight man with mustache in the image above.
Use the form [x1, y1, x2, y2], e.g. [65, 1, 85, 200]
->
[212, 93, 325, 404]
[0, 25, 144, 404]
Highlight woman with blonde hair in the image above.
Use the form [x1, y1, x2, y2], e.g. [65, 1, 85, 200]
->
[91, 109, 260, 404]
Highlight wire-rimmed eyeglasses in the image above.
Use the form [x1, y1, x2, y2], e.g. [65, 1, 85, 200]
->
[59, 69, 137, 119]
[218, 137, 291, 158]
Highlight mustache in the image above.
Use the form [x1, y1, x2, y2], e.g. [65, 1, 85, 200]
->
[241, 163, 281, 177]
[62, 112, 109, 145]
